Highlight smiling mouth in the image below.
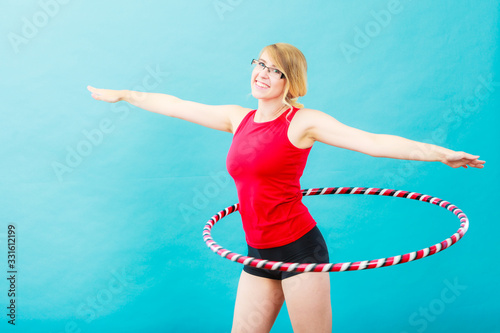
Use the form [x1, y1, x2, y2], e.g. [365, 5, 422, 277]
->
[255, 80, 270, 89]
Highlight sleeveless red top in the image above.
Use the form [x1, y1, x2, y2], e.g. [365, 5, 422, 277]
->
[226, 107, 317, 249]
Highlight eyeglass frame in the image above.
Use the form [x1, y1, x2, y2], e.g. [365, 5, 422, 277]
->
[251, 59, 286, 79]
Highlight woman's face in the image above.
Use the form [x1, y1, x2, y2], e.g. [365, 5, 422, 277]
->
[250, 51, 286, 102]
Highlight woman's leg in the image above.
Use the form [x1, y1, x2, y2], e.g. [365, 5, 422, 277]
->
[231, 270, 285, 333]
[281, 272, 332, 333]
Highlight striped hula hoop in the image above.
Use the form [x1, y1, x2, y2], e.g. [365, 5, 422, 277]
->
[203, 187, 469, 272]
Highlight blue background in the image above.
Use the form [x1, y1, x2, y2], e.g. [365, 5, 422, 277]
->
[1, 0, 499, 332]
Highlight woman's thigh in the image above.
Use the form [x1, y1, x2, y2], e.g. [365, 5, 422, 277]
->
[281, 272, 332, 333]
[231, 270, 285, 333]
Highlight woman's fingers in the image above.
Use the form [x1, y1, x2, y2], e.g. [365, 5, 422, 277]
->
[444, 151, 486, 169]
[87, 85, 99, 94]
[470, 161, 485, 168]
[87, 85, 102, 99]
[464, 156, 485, 168]
[87, 85, 121, 103]
[458, 152, 478, 161]
[464, 153, 486, 168]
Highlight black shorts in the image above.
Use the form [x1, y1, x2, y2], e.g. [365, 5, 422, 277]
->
[243, 225, 330, 280]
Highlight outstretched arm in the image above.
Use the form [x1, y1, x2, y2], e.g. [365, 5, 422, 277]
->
[303, 109, 485, 169]
[87, 86, 248, 133]
[366, 134, 485, 169]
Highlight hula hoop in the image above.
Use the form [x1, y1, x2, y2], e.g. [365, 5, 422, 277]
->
[203, 187, 469, 272]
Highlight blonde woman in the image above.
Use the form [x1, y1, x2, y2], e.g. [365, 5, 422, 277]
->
[88, 43, 485, 332]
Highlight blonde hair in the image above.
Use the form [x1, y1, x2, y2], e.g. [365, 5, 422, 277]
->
[258, 43, 308, 109]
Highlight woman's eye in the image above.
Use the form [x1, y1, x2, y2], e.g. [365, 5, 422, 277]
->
[258, 62, 266, 68]
[273, 69, 281, 74]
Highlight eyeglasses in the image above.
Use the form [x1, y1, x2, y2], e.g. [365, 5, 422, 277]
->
[251, 59, 285, 79]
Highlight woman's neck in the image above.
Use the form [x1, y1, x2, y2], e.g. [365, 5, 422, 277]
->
[255, 100, 289, 122]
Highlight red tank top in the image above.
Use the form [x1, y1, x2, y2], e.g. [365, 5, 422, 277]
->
[226, 106, 317, 249]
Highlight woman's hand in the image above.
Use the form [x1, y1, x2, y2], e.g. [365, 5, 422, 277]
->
[87, 85, 125, 103]
[442, 151, 486, 169]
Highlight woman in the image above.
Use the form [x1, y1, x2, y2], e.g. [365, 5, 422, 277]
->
[87, 43, 485, 333]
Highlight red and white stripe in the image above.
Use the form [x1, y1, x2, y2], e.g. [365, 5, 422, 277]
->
[203, 187, 469, 272]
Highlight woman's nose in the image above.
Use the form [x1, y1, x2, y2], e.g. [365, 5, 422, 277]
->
[256, 68, 270, 80]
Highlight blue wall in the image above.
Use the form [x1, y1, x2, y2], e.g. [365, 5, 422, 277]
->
[1, 0, 498, 332]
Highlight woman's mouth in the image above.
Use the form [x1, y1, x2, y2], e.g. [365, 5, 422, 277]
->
[254, 80, 270, 89]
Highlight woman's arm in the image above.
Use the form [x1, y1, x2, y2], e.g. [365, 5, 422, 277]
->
[87, 86, 248, 133]
[369, 134, 485, 168]
[302, 109, 485, 169]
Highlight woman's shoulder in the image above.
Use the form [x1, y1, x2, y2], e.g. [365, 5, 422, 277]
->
[295, 107, 323, 115]
[290, 108, 339, 134]
[226, 105, 254, 121]
[234, 106, 255, 120]
[229, 105, 254, 115]
[292, 107, 328, 123]
[229, 106, 255, 134]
